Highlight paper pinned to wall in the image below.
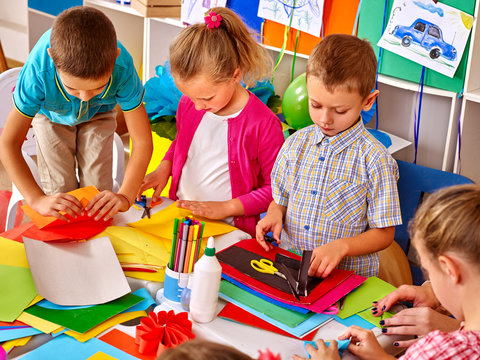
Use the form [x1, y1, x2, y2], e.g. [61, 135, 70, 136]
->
[23, 237, 130, 306]
[181, 0, 227, 25]
[258, 0, 325, 37]
[377, 0, 473, 78]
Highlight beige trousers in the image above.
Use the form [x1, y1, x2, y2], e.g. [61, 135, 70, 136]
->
[32, 110, 117, 194]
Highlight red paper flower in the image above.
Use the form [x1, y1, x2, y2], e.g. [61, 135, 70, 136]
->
[258, 348, 282, 360]
[135, 310, 195, 356]
[204, 11, 222, 29]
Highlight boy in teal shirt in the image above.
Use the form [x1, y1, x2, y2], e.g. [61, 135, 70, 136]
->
[0, 6, 152, 222]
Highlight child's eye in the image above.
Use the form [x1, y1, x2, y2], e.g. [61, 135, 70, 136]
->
[311, 103, 322, 109]
[335, 109, 347, 114]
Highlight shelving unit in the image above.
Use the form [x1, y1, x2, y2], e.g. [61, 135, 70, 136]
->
[0, 1, 29, 64]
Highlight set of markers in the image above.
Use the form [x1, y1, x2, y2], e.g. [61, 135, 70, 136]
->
[168, 217, 205, 273]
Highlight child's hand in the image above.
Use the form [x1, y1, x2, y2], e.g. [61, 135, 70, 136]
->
[374, 283, 439, 314]
[30, 193, 84, 222]
[339, 326, 392, 360]
[176, 200, 232, 220]
[255, 214, 282, 252]
[137, 166, 170, 202]
[85, 190, 128, 221]
[310, 241, 347, 278]
[292, 339, 341, 360]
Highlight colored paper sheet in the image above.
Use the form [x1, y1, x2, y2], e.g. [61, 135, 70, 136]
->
[17, 312, 63, 334]
[218, 303, 317, 340]
[87, 352, 118, 360]
[219, 280, 313, 328]
[0, 320, 27, 327]
[123, 288, 156, 313]
[23, 236, 130, 306]
[65, 311, 147, 343]
[0, 264, 37, 322]
[0, 327, 42, 342]
[128, 202, 237, 240]
[1, 335, 32, 353]
[337, 277, 396, 319]
[99, 329, 156, 360]
[333, 314, 375, 330]
[20, 334, 139, 360]
[24, 293, 143, 334]
[220, 291, 331, 338]
[357, 307, 394, 328]
[0, 236, 28, 267]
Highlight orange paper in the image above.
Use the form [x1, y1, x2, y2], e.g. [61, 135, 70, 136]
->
[99, 329, 156, 360]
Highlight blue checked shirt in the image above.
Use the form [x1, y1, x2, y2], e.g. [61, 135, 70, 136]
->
[272, 120, 402, 277]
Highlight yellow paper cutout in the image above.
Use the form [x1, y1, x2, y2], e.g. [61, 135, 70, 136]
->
[128, 202, 237, 240]
[64, 310, 146, 342]
[22, 186, 99, 229]
[17, 312, 63, 334]
[2, 335, 32, 352]
[87, 352, 118, 360]
[27, 295, 43, 307]
[0, 236, 29, 268]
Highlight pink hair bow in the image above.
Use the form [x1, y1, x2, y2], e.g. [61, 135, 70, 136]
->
[204, 11, 222, 29]
[135, 310, 195, 356]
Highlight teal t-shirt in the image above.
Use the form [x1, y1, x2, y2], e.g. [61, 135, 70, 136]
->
[13, 29, 144, 126]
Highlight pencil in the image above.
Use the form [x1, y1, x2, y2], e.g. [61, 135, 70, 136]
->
[168, 218, 179, 270]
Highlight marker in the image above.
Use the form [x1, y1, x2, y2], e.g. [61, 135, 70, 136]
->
[188, 224, 199, 272]
[195, 221, 205, 262]
[168, 218, 179, 270]
[183, 224, 194, 273]
[173, 222, 184, 272]
[177, 223, 189, 272]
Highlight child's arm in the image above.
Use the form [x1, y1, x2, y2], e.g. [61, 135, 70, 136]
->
[85, 104, 152, 220]
[0, 109, 83, 221]
[338, 326, 395, 360]
[137, 159, 172, 202]
[309, 226, 394, 277]
[255, 201, 286, 251]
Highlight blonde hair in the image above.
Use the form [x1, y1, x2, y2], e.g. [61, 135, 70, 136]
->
[306, 34, 377, 99]
[157, 339, 253, 360]
[50, 6, 117, 79]
[409, 184, 480, 267]
[169, 7, 272, 87]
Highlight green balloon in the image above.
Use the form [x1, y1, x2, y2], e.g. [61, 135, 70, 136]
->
[282, 73, 313, 130]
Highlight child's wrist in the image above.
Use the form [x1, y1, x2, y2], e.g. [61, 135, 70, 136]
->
[117, 193, 131, 212]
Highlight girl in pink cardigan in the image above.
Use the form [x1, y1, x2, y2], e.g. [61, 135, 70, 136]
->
[138, 7, 284, 237]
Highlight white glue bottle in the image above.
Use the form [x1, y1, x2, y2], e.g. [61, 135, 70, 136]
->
[189, 236, 222, 323]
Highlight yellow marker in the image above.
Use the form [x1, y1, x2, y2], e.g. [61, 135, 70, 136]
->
[188, 224, 200, 273]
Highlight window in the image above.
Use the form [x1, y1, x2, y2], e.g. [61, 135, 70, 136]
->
[414, 22, 426, 32]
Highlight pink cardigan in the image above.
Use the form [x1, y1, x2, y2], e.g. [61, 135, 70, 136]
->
[164, 93, 285, 236]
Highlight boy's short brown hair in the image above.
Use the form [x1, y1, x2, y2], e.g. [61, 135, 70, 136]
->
[306, 34, 377, 99]
[50, 6, 117, 79]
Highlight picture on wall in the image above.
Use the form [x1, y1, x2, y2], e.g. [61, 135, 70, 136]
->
[181, 0, 227, 25]
[257, 0, 325, 37]
[377, 0, 473, 78]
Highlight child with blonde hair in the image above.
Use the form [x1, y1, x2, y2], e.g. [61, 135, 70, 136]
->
[138, 7, 284, 237]
[297, 184, 480, 360]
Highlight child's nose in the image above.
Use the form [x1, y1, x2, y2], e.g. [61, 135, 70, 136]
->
[194, 102, 207, 111]
[78, 91, 94, 102]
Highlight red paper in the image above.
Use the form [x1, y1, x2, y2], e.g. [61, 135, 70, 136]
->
[99, 329, 156, 360]
[218, 303, 317, 341]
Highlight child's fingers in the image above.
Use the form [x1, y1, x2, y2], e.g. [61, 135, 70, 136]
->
[391, 338, 418, 348]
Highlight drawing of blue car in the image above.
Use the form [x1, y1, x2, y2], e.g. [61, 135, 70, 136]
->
[393, 18, 457, 61]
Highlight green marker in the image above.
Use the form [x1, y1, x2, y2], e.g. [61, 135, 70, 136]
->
[196, 221, 206, 260]
[168, 218, 179, 269]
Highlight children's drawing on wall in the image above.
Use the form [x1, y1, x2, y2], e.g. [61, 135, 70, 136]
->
[181, 0, 227, 25]
[257, 0, 325, 37]
[377, 0, 473, 78]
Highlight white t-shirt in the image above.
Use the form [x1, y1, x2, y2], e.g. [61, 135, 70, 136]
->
[176, 110, 242, 224]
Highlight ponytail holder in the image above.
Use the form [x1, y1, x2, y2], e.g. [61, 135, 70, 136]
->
[204, 11, 222, 29]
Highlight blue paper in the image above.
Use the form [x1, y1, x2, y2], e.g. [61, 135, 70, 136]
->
[20, 334, 139, 360]
[334, 314, 376, 330]
[304, 339, 350, 359]
[0, 327, 42, 342]
[36, 300, 92, 311]
[122, 288, 156, 313]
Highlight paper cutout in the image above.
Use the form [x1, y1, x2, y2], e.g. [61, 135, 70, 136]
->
[0, 236, 28, 267]
[87, 352, 118, 360]
[218, 303, 317, 340]
[377, 0, 472, 78]
[24, 293, 143, 333]
[304, 339, 350, 359]
[128, 202, 236, 240]
[0, 264, 37, 322]
[135, 311, 195, 356]
[19, 334, 139, 360]
[99, 329, 156, 360]
[357, 307, 394, 328]
[333, 314, 375, 330]
[23, 236, 130, 306]
[337, 277, 396, 319]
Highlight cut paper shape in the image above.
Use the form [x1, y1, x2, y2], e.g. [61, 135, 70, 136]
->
[135, 311, 195, 357]
[304, 339, 350, 359]
[356, 307, 394, 328]
[0, 264, 37, 322]
[337, 277, 396, 319]
[24, 293, 143, 334]
[333, 314, 376, 330]
[0, 236, 28, 267]
[218, 302, 317, 340]
[99, 329, 156, 360]
[19, 334, 139, 360]
[128, 202, 237, 240]
[87, 352, 118, 360]
[23, 236, 130, 306]
[377, 0, 473, 78]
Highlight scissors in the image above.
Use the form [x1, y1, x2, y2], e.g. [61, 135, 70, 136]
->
[135, 195, 151, 219]
[250, 259, 287, 280]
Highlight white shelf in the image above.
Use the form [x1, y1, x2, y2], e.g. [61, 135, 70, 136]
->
[84, 0, 140, 16]
[464, 88, 480, 103]
[377, 74, 458, 98]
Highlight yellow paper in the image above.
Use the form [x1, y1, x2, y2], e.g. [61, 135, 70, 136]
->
[2, 335, 32, 352]
[0, 236, 29, 268]
[88, 352, 118, 360]
[141, 131, 172, 198]
[17, 311, 63, 334]
[128, 202, 237, 239]
[27, 295, 43, 307]
[64, 310, 146, 342]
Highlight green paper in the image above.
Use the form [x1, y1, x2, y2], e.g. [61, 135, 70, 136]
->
[357, 307, 394, 328]
[357, 0, 475, 93]
[24, 293, 143, 333]
[337, 277, 396, 319]
[220, 280, 313, 328]
[0, 264, 37, 322]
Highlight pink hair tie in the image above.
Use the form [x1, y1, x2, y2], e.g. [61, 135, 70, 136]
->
[204, 11, 222, 29]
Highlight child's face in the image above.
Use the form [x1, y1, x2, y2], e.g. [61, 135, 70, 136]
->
[57, 70, 111, 102]
[174, 73, 241, 116]
[306, 76, 378, 137]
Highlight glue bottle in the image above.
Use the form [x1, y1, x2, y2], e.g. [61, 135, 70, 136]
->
[189, 236, 222, 323]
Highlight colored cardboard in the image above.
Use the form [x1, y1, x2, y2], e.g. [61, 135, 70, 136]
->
[99, 329, 156, 360]
[0, 265, 37, 322]
[0, 236, 28, 267]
